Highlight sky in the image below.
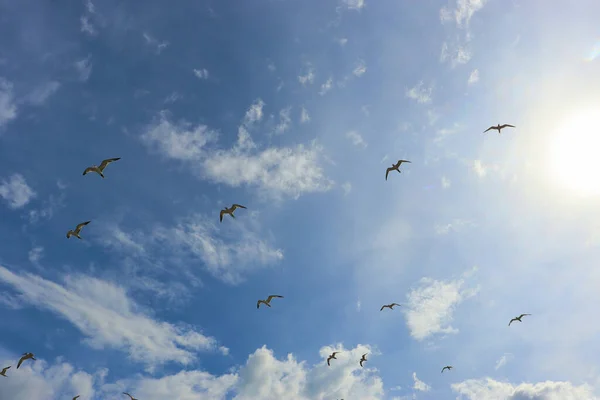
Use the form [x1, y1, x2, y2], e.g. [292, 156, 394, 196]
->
[1, 0, 600, 399]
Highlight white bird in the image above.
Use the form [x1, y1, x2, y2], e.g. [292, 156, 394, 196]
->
[66, 221, 91, 239]
[257, 295, 284, 309]
[359, 353, 368, 367]
[17, 353, 35, 369]
[327, 352, 340, 366]
[509, 313, 531, 326]
[220, 204, 247, 222]
[82, 157, 121, 178]
[0, 366, 10, 377]
[385, 160, 411, 180]
[483, 124, 515, 134]
[380, 303, 401, 311]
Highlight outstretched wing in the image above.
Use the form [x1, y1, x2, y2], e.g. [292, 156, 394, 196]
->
[398, 160, 411, 165]
[82, 167, 95, 176]
[483, 126, 495, 133]
[500, 124, 515, 129]
[519, 313, 530, 319]
[16, 356, 24, 369]
[73, 396, 80, 400]
[266, 295, 283, 302]
[220, 210, 226, 222]
[380, 305, 386, 311]
[385, 167, 394, 180]
[98, 157, 121, 171]
[75, 221, 91, 234]
[123, 393, 134, 400]
[508, 318, 516, 326]
[327, 357, 332, 366]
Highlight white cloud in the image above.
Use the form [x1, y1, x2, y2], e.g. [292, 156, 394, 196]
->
[85, 0, 95, 13]
[140, 110, 218, 161]
[267, 62, 276, 72]
[341, 0, 366, 10]
[0, 173, 36, 209]
[28, 246, 44, 263]
[342, 182, 352, 196]
[142, 33, 169, 54]
[404, 268, 479, 340]
[494, 353, 513, 370]
[356, 299, 361, 311]
[439, 1, 489, 67]
[434, 219, 476, 235]
[451, 378, 596, 399]
[442, 176, 451, 189]
[345, 131, 367, 148]
[338, 38, 348, 46]
[353, 60, 367, 77]
[80, 16, 96, 35]
[28, 192, 66, 224]
[0, 77, 17, 128]
[468, 68, 479, 85]
[472, 159, 487, 177]
[26, 81, 60, 105]
[74, 55, 93, 82]
[441, 0, 489, 28]
[274, 106, 292, 134]
[300, 106, 310, 123]
[298, 67, 315, 86]
[440, 41, 472, 66]
[319, 78, 333, 95]
[243, 98, 265, 125]
[412, 372, 431, 392]
[406, 81, 433, 104]
[193, 68, 209, 80]
[0, 266, 226, 369]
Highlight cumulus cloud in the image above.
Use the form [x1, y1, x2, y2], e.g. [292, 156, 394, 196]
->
[300, 106, 310, 123]
[0, 173, 36, 209]
[0, 77, 17, 128]
[404, 268, 480, 340]
[468, 69, 479, 85]
[452, 378, 596, 399]
[0, 266, 226, 369]
[243, 98, 265, 125]
[319, 78, 333, 95]
[298, 67, 315, 86]
[406, 81, 433, 104]
[345, 131, 367, 148]
[340, 0, 366, 10]
[353, 60, 367, 77]
[273, 106, 292, 134]
[74, 55, 93, 82]
[442, 176, 451, 188]
[412, 372, 431, 392]
[472, 159, 487, 177]
[80, 16, 96, 35]
[193, 68, 209, 80]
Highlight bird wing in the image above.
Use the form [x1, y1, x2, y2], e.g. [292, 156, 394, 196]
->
[500, 124, 515, 129]
[98, 157, 121, 171]
[327, 357, 331, 366]
[123, 393, 134, 400]
[73, 396, 80, 400]
[391, 303, 400, 307]
[508, 318, 516, 326]
[257, 300, 263, 309]
[398, 160, 411, 164]
[483, 126, 495, 133]
[16, 356, 24, 369]
[332, 352, 339, 356]
[82, 167, 96, 175]
[231, 204, 247, 210]
[220, 210, 226, 222]
[266, 295, 283, 302]
[1, 366, 8, 374]
[75, 221, 91, 234]
[380, 305, 386, 311]
[385, 167, 394, 180]
[519, 313, 530, 318]
[359, 360, 364, 367]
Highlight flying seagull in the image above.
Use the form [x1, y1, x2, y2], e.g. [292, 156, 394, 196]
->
[380, 303, 401, 311]
[0, 366, 10, 377]
[220, 204, 247, 222]
[385, 159, 411, 180]
[509, 313, 531, 326]
[359, 353, 368, 367]
[17, 353, 35, 369]
[123, 393, 139, 400]
[66, 221, 91, 239]
[73, 396, 80, 400]
[327, 352, 340, 366]
[441, 365, 453, 373]
[257, 295, 284, 309]
[483, 124, 515, 134]
[82, 157, 121, 178]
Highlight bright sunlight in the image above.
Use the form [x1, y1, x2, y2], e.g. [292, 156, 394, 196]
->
[547, 108, 600, 197]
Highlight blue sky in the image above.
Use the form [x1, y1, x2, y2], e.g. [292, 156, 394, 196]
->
[1, 0, 600, 398]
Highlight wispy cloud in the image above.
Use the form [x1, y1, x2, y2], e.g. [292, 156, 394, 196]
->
[406, 81, 433, 104]
[451, 378, 595, 399]
[298, 66, 315, 86]
[442, 176, 451, 189]
[26, 81, 60, 106]
[353, 60, 367, 77]
[193, 68, 209, 80]
[340, 0, 366, 11]
[142, 33, 169, 54]
[319, 78, 333, 95]
[28, 246, 44, 263]
[244, 98, 265, 125]
[434, 219, 476, 235]
[80, 16, 96, 36]
[0, 78, 17, 128]
[273, 107, 292, 134]
[471, 159, 500, 178]
[0, 266, 226, 369]
[74, 55, 93, 82]
[468, 68, 479, 85]
[494, 353, 514, 370]
[0, 174, 36, 209]
[300, 107, 310, 123]
[412, 372, 431, 392]
[404, 268, 479, 341]
[342, 182, 352, 196]
[345, 131, 367, 148]
[27, 191, 66, 224]
[337, 38, 348, 46]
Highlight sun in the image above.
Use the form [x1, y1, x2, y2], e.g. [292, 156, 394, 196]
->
[547, 108, 600, 197]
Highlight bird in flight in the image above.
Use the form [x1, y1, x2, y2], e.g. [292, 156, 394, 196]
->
[327, 352, 340, 366]
[0, 366, 10, 377]
[123, 393, 138, 400]
[509, 313, 531, 326]
[257, 295, 284, 309]
[220, 204, 247, 222]
[82, 157, 121, 178]
[441, 365, 453, 373]
[66, 221, 91, 239]
[73, 396, 80, 400]
[359, 353, 368, 367]
[385, 159, 411, 180]
[483, 124, 515, 134]
[17, 353, 35, 369]
[380, 303, 401, 311]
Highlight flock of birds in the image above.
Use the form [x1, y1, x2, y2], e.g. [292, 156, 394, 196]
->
[1, 123, 522, 399]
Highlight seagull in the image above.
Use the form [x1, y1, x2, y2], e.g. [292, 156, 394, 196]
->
[385, 159, 411, 180]
[17, 353, 35, 369]
[0, 366, 10, 377]
[509, 313, 531, 326]
[123, 393, 138, 400]
[380, 303, 401, 311]
[327, 352, 340, 366]
[220, 204, 247, 222]
[82, 157, 121, 178]
[483, 124, 515, 134]
[257, 295, 284, 309]
[359, 353, 368, 367]
[441, 365, 453, 373]
[66, 221, 91, 239]
[73, 396, 80, 400]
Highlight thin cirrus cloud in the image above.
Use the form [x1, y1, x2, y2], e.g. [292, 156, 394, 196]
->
[405, 81, 433, 104]
[0, 78, 17, 128]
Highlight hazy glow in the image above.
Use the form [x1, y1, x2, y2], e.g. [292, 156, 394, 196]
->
[547, 108, 600, 196]
[585, 41, 600, 61]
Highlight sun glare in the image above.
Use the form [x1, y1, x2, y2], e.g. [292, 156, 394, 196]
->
[547, 108, 600, 197]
